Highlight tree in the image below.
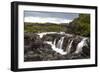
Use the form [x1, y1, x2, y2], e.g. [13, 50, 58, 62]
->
[67, 14, 90, 37]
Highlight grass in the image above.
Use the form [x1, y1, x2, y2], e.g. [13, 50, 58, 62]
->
[24, 23, 67, 33]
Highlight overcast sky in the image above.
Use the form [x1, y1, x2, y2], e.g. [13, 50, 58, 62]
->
[24, 11, 79, 24]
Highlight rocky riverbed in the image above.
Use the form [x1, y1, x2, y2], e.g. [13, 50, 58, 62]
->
[24, 32, 90, 62]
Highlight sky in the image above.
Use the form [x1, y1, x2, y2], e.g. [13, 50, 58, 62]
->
[24, 11, 79, 24]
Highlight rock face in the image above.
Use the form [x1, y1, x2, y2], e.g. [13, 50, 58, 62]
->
[24, 32, 90, 62]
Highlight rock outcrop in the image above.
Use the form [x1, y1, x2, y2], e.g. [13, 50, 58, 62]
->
[24, 32, 90, 62]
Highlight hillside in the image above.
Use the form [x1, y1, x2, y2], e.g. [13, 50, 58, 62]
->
[67, 14, 90, 37]
[24, 22, 68, 33]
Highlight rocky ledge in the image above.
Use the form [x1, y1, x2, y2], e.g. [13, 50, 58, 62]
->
[24, 32, 90, 62]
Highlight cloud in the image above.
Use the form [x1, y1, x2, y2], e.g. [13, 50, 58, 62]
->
[24, 11, 79, 20]
[24, 16, 73, 24]
[24, 11, 79, 24]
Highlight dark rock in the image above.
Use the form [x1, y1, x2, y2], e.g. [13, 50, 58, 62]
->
[70, 36, 82, 53]
[24, 32, 90, 61]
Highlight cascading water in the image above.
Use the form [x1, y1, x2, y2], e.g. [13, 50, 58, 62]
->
[37, 32, 67, 55]
[66, 40, 73, 54]
[75, 38, 87, 54]
[36, 32, 89, 56]
[56, 37, 65, 49]
[53, 39, 56, 45]
[45, 41, 67, 55]
[24, 30, 90, 62]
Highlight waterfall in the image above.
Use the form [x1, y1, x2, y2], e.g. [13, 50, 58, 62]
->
[36, 32, 89, 56]
[66, 40, 73, 54]
[36, 32, 67, 55]
[43, 36, 67, 55]
[46, 37, 74, 55]
[53, 39, 56, 45]
[75, 38, 87, 54]
[44, 35, 73, 55]
[45, 41, 67, 55]
[56, 37, 65, 49]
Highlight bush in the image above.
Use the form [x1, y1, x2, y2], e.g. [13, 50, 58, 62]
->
[67, 14, 90, 37]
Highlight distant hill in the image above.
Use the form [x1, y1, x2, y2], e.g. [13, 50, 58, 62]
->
[24, 22, 68, 33]
[24, 22, 69, 26]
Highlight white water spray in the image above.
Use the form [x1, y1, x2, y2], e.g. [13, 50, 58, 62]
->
[36, 32, 88, 55]
[75, 38, 87, 54]
[56, 37, 65, 49]
[45, 41, 67, 55]
[66, 40, 73, 54]
[37, 32, 65, 38]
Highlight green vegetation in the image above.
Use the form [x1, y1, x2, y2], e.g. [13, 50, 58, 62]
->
[68, 14, 90, 37]
[24, 14, 90, 37]
[24, 23, 67, 33]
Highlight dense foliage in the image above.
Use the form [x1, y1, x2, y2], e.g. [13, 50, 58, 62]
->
[67, 14, 90, 37]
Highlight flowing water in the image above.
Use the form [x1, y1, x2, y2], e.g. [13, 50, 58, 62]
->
[37, 32, 89, 55]
[75, 38, 88, 54]
[37, 32, 65, 38]
[56, 37, 65, 49]
[66, 40, 73, 54]
[45, 41, 67, 55]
